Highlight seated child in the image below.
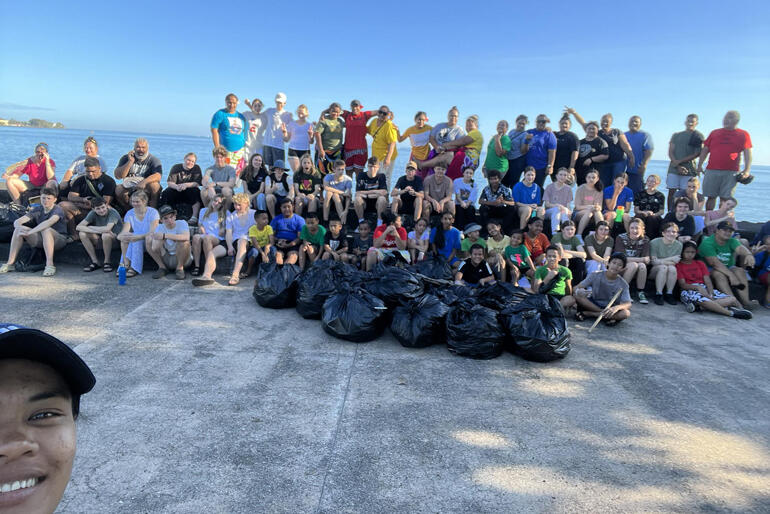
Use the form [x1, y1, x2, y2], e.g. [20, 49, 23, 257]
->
[350, 220, 373, 269]
[752, 234, 770, 308]
[504, 229, 535, 286]
[244, 210, 275, 276]
[321, 219, 351, 262]
[573, 252, 633, 326]
[455, 244, 496, 286]
[407, 217, 430, 263]
[532, 246, 576, 310]
[677, 241, 752, 318]
[459, 223, 486, 259]
[298, 212, 326, 269]
[486, 220, 510, 281]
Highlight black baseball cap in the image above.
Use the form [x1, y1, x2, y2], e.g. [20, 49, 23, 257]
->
[0, 323, 95, 396]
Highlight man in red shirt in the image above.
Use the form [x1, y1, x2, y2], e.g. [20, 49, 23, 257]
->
[365, 211, 409, 270]
[1, 143, 56, 204]
[697, 110, 752, 210]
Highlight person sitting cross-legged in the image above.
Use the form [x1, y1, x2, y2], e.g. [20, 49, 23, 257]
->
[573, 252, 633, 326]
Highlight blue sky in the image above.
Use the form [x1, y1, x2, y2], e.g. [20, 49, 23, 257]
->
[2, 0, 769, 163]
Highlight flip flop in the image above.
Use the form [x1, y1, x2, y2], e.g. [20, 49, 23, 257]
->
[192, 277, 215, 287]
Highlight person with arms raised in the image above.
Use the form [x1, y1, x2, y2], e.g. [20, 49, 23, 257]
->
[261, 92, 293, 167]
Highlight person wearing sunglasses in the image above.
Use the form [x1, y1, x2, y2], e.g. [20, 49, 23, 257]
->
[366, 106, 398, 188]
[522, 114, 557, 188]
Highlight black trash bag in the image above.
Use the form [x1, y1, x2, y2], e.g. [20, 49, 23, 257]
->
[252, 263, 301, 308]
[414, 254, 454, 280]
[475, 281, 529, 311]
[390, 294, 450, 348]
[322, 288, 388, 342]
[366, 266, 424, 306]
[0, 202, 26, 243]
[14, 246, 45, 272]
[500, 294, 570, 362]
[431, 283, 476, 307]
[445, 300, 505, 359]
[295, 263, 339, 319]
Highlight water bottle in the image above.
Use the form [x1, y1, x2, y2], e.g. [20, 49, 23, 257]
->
[118, 265, 127, 285]
[614, 206, 625, 222]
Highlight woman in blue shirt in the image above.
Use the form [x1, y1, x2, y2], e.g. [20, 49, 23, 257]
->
[603, 173, 634, 230]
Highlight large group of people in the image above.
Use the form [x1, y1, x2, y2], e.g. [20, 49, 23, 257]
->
[2, 95, 767, 322]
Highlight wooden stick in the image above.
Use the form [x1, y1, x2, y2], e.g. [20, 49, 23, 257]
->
[589, 288, 623, 333]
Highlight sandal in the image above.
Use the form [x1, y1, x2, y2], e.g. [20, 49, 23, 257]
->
[0, 263, 12, 273]
[83, 262, 101, 272]
[103, 263, 113, 273]
[574, 311, 586, 322]
[239, 270, 250, 279]
[191, 266, 202, 277]
[43, 265, 56, 277]
[126, 268, 138, 278]
[228, 275, 240, 286]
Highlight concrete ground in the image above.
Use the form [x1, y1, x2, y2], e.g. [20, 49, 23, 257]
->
[1, 266, 768, 513]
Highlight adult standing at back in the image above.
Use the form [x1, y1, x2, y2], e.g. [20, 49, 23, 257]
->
[366, 105, 399, 187]
[397, 111, 433, 168]
[243, 97, 266, 160]
[210, 93, 248, 173]
[697, 110, 752, 211]
[261, 92, 294, 167]
[341, 100, 376, 175]
[315, 102, 345, 176]
[505, 115, 529, 188]
[483, 120, 511, 177]
[624, 116, 654, 194]
[114, 138, 163, 209]
[566, 107, 635, 188]
[666, 114, 704, 210]
[553, 115, 579, 184]
[523, 114, 557, 188]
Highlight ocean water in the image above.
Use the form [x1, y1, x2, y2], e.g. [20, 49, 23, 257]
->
[1, 126, 767, 222]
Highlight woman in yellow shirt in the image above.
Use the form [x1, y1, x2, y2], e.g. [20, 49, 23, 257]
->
[366, 105, 398, 187]
[397, 111, 433, 162]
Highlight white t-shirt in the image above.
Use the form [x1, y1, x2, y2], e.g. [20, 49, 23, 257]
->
[155, 220, 190, 255]
[408, 230, 430, 241]
[261, 108, 293, 148]
[242, 111, 265, 157]
[67, 155, 108, 179]
[198, 207, 224, 240]
[226, 209, 256, 240]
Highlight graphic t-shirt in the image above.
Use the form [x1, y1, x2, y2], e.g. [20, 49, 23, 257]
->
[504, 243, 531, 268]
[634, 190, 665, 213]
[480, 184, 513, 203]
[167, 164, 203, 186]
[210, 109, 247, 151]
[513, 182, 541, 205]
[430, 123, 466, 146]
[324, 229, 348, 251]
[525, 129, 557, 169]
[599, 128, 625, 163]
[356, 172, 387, 193]
[464, 129, 484, 163]
[373, 224, 408, 249]
[293, 171, 321, 196]
[576, 137, 609, 182]
[453, 178, 479, 205]
[316, 117, 345, 153]
[613, 234, 650, 258]
[117, 154, 162, 179]
[402, 125, 432, 160]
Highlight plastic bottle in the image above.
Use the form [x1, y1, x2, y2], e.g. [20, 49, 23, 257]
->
[118, 265, 127, 285]
[614, 206, 625, 222]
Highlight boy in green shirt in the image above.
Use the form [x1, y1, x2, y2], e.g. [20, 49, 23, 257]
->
[532, 246, 575, 309]
[698, 221, 758, 309]
[503, 230, 535, 286]
[459, 223, 486, 258]
[299, 212, 327, 269]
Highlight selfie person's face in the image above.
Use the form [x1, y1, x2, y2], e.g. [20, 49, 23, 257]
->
[0, 360, 76, 514]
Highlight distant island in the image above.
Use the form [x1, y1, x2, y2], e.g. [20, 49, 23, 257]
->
[0, 117, 64, 129]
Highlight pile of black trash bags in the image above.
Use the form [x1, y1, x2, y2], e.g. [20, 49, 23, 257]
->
[253, 255, 570, 362]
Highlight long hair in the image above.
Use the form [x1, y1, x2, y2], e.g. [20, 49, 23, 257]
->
[241, 155, 268, 182]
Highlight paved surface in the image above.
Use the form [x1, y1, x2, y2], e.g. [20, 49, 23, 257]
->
[1, 266, 769, 513]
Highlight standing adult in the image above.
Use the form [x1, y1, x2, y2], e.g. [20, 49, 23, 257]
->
[666, 114, 704, 209]
[553, 115, 579, 183]
[285, 104, 314, 172]
[243, 97, 266, 160]
[697, 110, 752, 211]
[624, 116, 654, 193]
[114, 138, 163, 209]
[210, 93, 248, 172]
[160, 152, 203, 224]
[504, 115, 529, 188]
[2, 142, 56, 204]
[566, 107, 634, 188]
[397, 111, 433, 167]
[366, 105, 399, 187]
[341, 99, 376, 175]
[59, 136, 108, 198]
[315, 102, 345, 176]
[574, 121, 609, 185]
[523, 114, 557, 188]
[261, 92, 294, 167]
[483, 120, 511, 176]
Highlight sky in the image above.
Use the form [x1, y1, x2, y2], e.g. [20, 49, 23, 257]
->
[2, 0, 770, 163]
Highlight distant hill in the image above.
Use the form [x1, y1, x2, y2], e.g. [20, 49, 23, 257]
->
[0, 117, 64, 129]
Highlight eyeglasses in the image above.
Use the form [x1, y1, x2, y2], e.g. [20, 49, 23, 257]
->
[536, 119, 548, 123]
[378, 110, 389, 115]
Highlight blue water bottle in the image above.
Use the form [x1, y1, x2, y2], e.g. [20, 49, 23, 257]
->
[118, 265, 127, 285]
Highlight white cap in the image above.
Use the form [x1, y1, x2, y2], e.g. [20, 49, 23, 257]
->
[275, 92, 287, 103]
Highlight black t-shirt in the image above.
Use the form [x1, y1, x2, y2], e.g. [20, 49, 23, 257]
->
[70, 174, 117, 200]
[324, 229, 348, 251]
[576, 137, 609, 182]
[294, 171, 322, 196]
[599, 128, 625, 163]
[554, 131, 579, 170]
[117, 153, 163, 178]
[662, 212, 696, 237]
[457, 258, 494, 284]
[356, 172, 387, 192]
[243, 167, 269, 194]
[394, 175, 424, 194]
[634, 190, 665, 214]
[167, 163, 202, 185]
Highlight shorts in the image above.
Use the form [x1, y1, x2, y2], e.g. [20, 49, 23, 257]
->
[162, 251, 193, 269]
[367, 248, 411, 263]
[364, 197, 380, 213]
[344, 148, 368, 172]
[702, 169, 738, 199]
[666, 171, 695, 190]
[680, 284, 729, 304]
[262, 146, 286, 167]
[247, 245, 277, 262]
[225, 147, 246, 173]
[397, 194, 416, 214]
[32, 231, 68, 250]
[276, 242, 299, 255]
[288, 148, 311, 159]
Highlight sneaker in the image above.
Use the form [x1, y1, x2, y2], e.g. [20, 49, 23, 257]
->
[730, 307, 753, 320]
[654, 294, 664, 306]
[175, 269, 185, 280]
[683, 301, 696, 313]
[152, 268, 169, 279]
[664, 293, 678, 305]
[637, 291, 649, 304]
